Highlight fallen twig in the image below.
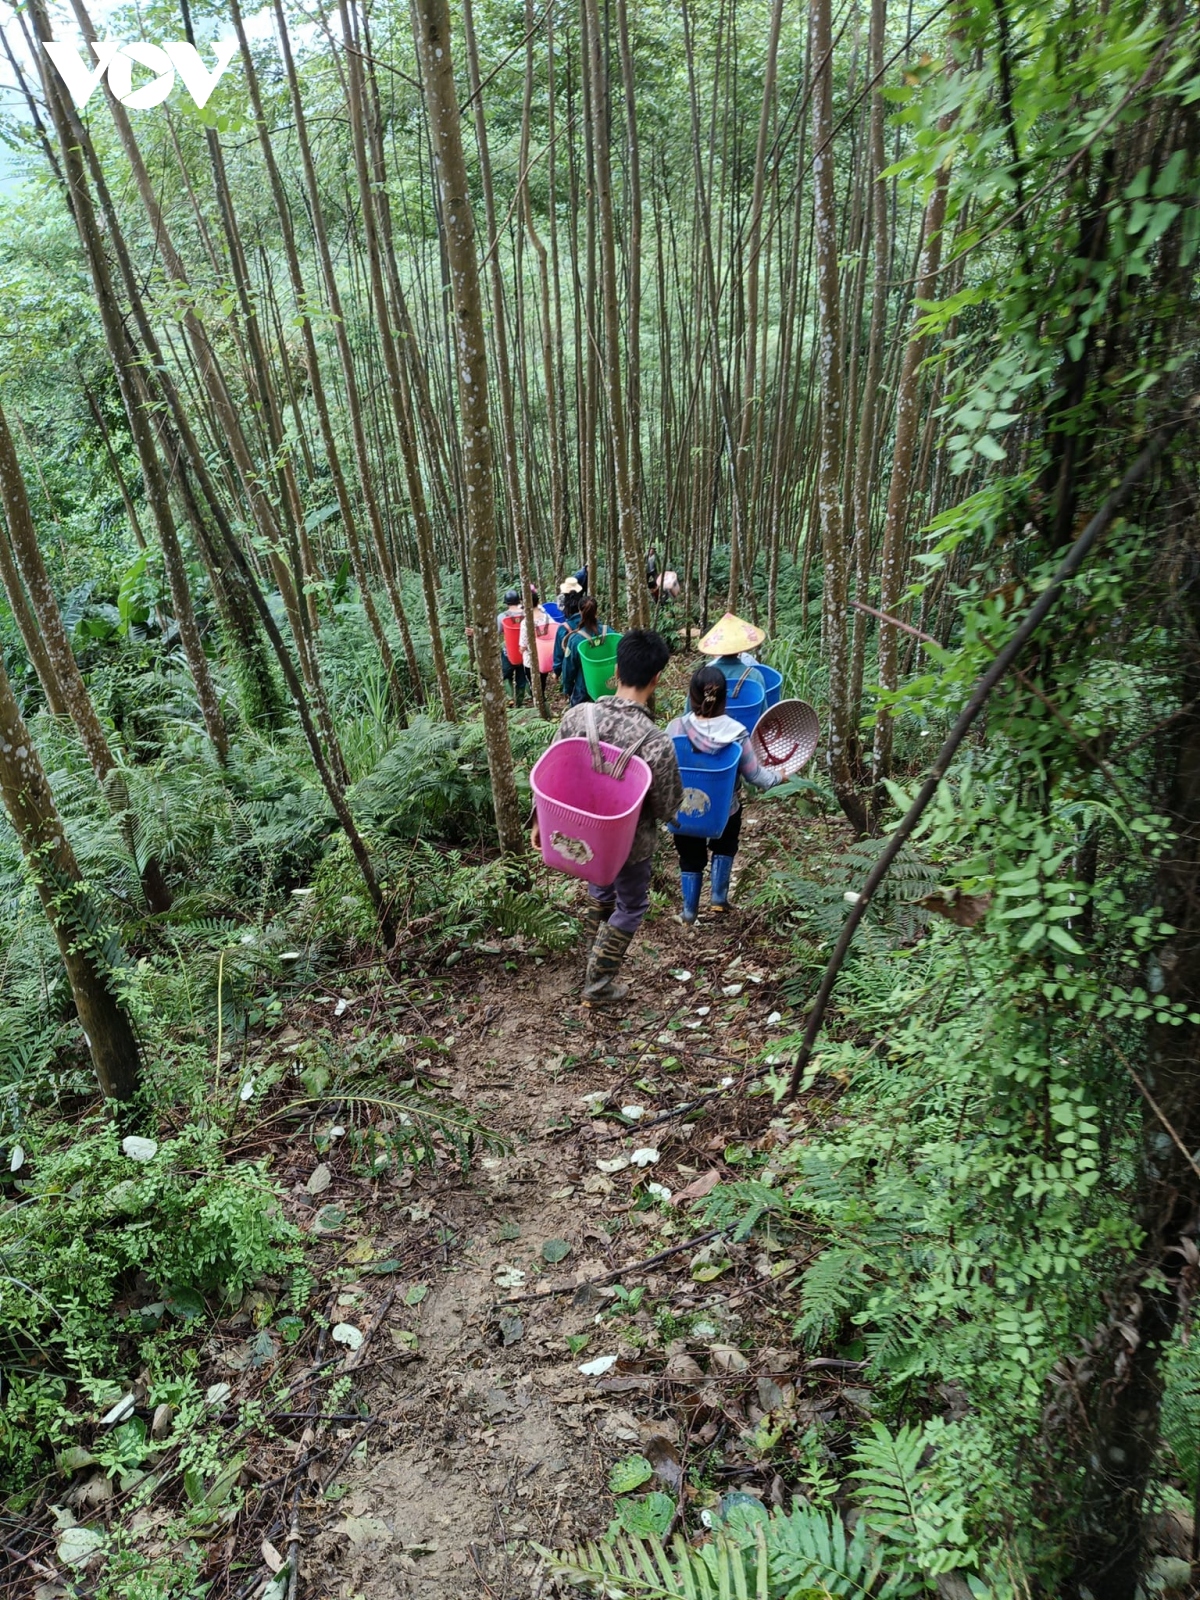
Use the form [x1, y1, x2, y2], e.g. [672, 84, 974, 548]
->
[493, 1226, 728, 1307]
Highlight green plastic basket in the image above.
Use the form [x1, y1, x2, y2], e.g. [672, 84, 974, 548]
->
[579, 631, 622, 700]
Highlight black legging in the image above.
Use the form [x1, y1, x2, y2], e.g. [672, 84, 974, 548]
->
[672, 803, 742, 873]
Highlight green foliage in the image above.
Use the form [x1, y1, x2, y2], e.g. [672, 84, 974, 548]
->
[544, 1476, 978, 1598]
[0, 1119, 298, 1489]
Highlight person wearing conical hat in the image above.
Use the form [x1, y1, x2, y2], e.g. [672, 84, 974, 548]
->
[697, 612, 766, 688]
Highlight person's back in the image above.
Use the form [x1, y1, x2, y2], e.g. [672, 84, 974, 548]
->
[560, 596, 609, 705]
[697, 613, 767, 691]
[665, 665, 778, 923]
[543, 629, 682, 1007]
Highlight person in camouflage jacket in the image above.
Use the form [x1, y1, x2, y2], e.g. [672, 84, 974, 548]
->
[532, 630, 683, 1008]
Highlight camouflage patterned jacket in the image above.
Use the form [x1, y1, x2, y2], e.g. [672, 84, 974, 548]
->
[555, 696, 683, 865]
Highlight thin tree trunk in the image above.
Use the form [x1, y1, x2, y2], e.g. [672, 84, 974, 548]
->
[582, 0, 650, 627]
[0, 649, 141, 1100]
[413, 0, 525, 854]
[872, 137, 952, 782]
[809, 0, 867, 833]
[229, 0, 408, 720]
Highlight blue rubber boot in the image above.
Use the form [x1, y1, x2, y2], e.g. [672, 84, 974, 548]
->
[679, 871, 703, 925]
[710, 854, 734, 913]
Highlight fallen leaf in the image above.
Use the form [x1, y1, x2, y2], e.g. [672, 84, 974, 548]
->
[100, 1394, 135, 1427]
[498, 1313, 524, 1346]
[331, 1323, 363, 1351]
[494, 1265, 526, 1290]
[542, 1239, 572, 1264]
[9, 1143, 23, 1172]
[630, 1148, 660, 1167]
[335, 1514, 392, 1546]
[663, 1352, 704, 1382]
[306, 1164, 332, 1196]
[646, 1182, 673, 1202]
[709, 1343, 749, 1373]
[722, 983, 743, 998]
[579, 1354, 619, 1376]
[596, 1156, 630, 1174]
[608, 1454, 653, 1494]
[57, 1526, 104, 1565]
[261, 1538, 284, 1574]
[767, 1011, 783, 1025]
[621, 1105, 646, 1120]
[121, 1136, 157, 1162]
[644, 1433, 684, 1491]
[668, 1168, 722, 1207]
[404, 1283, 429, 1306]
[583, 1173, 613, 1195]
[669, 969, 692, 982]
[205, 1382, 231, 1407]
[312, 1204, 346, 1234]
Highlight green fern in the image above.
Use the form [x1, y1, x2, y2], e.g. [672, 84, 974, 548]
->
[540, 1500, 905, 1599]
[852, 1421, 976, 1578]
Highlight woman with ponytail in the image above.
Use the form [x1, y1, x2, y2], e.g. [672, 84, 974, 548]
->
[665, 665, 780, 922]
[560, 594, 611, 706]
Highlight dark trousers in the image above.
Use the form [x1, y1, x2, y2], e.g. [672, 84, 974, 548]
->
[672, 803, 742, 874]
[589, 853, 654, 935]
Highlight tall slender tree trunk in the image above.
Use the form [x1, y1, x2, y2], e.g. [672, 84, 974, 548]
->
[809, 0, 867, 834]
[582, 0, 650, 627]
[872, 140, 953, 782]
[0, 404, 171, 912]
[413, 0, 525, 854]
[229, 0, 409, 721]
[0, 649, 141, 1100]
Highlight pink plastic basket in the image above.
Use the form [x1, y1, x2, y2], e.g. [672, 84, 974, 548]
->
[535, 620, 556, 673]
[531, 736, 652, 884]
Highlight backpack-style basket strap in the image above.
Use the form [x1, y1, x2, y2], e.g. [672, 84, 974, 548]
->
[585, 705, 654, 780]
[734, 664, 755, 694]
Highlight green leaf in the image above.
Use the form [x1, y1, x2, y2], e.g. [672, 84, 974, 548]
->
[609, 1454, 654, 1494]
[1047, 926, 1085, 955]
[542, 1238, 572, 1263]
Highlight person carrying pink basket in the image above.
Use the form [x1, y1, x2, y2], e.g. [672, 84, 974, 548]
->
[531, 630, 682, 1009]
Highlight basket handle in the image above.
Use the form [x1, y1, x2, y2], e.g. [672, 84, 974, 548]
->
[585, 705, 653, 780]
[734, 664, 755, 694]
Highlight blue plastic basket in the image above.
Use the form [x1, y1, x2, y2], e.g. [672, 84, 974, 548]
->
[726, 676, 766, 735]
[543, 600, 564, 623]
[668, 735, 741, 838]
[758, 665, 783, 709]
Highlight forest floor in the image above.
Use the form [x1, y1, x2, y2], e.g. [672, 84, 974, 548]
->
[219, 794, 845, 1600]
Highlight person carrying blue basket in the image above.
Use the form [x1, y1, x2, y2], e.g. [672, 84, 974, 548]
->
[697, 611, 766, 689]
[666, 665, 781, 923]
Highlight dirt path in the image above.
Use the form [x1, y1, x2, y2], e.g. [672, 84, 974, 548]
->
[279, 811, 809, 1600]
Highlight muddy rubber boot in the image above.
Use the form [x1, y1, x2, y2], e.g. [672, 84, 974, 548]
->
[580, 898, 616, 945]
[710, 854, 734, 913]
[582, 922, 634, 1008]
[679, 871, 703, 925]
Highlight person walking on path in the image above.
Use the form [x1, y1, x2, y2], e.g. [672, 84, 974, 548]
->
[560, 595, 613, 707]
[532, 630, 683, 1008]
[666, 665, 781, 922]
[495, 588, 529, 708]
[552, 576, 584, 685]
[696, 612, 766, 688]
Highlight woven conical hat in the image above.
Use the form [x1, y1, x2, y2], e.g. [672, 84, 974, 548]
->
[749, 699, 820, 779]
[697, 613, 766, 655]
